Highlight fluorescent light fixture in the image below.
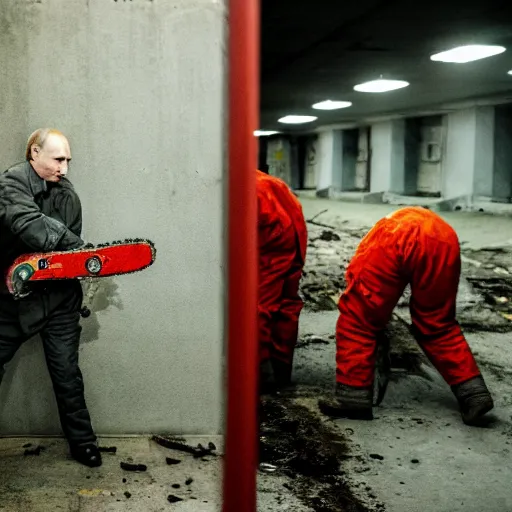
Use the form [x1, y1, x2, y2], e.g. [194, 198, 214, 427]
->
[312, 100, 352, 110]
[354, 79, 409, 93]
[254, 130, 279, 136]
[508, 70, 512, 75]
[278, 115, 318, 124]
[430, 45, 506, 63]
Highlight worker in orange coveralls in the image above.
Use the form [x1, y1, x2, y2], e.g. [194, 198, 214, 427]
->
[318, 206, 494, 425]
[256, 170, 307, 390]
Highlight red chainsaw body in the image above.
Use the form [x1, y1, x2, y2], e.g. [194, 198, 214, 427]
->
[6, 241, 156, 297]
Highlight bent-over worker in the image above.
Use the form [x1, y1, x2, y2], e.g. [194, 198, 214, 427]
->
[319, 206, 493, 425]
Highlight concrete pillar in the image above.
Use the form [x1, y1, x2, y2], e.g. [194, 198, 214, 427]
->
[442, 107, 495, 199]
[0, 0, 224, 435]
[369, 120, 406, 193]
[315, 129, 362, 196]
[316, 130, 341, 196]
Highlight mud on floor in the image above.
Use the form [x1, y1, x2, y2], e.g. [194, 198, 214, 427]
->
[259, 397, 385, 512]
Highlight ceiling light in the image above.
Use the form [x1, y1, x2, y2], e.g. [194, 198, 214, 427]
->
[354, 79, 409, 93]
[508, 70, 512, 75]
[312, 100, 352, 110]
[278, 115, 318, 124]
[254, 130, 279, 136]
[430, 45, 506, 63]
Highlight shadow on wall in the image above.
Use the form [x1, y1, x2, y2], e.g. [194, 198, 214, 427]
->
[80, 278, 123, 344]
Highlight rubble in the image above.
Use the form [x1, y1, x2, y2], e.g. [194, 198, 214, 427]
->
[120, 462, 147, 472]
[99, 446, 117, 453]
[23, 445, 44, 456]
[151, 435, 217, 458]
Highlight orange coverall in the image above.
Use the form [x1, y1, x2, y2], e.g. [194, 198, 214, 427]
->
[256, 170, 308, 365]
[336, 206, 481, 388]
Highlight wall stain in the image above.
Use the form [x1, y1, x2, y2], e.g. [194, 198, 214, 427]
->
[80, 278, 123, 344]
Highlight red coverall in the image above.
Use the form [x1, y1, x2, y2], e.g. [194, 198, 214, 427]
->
[336, 206, 481, 389]
[256, 170, 308, 365]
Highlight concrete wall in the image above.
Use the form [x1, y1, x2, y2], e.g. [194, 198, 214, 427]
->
[267, 137, 292, 185]
[0, 0, 225, 435]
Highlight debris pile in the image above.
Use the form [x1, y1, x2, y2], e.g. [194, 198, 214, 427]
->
[300, 224, 364, 311]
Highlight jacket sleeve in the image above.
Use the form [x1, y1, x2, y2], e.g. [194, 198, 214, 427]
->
[52, 185, 83, 239]
[0, 173, 84, 252]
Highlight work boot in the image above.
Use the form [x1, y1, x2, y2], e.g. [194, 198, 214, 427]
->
[70, 442, 102, 467]
[271, 359, 293, 389]
[259, 360, 276, 394]
[451, 375, 494, 426]
[318, 383, 373, 420]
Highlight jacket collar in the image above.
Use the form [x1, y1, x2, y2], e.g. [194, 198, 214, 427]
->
[27, 161, 48, 196]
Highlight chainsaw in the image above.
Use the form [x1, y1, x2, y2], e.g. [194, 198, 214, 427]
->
[6, 239, 156, 317]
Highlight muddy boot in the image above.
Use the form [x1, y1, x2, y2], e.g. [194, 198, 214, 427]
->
[451, 375, 494, 426]
[318, 383, 373, 420]
[271, 359, 293, 389]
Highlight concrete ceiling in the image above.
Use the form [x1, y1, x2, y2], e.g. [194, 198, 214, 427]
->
[260, 0, 512, 132]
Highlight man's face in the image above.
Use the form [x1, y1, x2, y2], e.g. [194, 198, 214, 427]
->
[30, 134, 72, 183]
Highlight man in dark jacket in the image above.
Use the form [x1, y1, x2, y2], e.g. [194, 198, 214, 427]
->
[0, 128, 101, 467]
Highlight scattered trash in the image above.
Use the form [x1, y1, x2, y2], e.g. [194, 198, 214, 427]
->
[319, 230, 341, 242]
[185, 477, 194, 485]
[78, 489, 111, 497]
[369, 453, 384, 461]
[166, 457, 182, 465]
[259, 462, 278, 473]
[24, 445, 44, 456]
[151, 435, 216, 458]
[99, 446, 117, 454]
[411, 459, 420, 464]
[297, 334, 331, 348]
[120, 462, 147, 472]
[167, 495, 183, 503]
[124, 491, 131, 499]
[122, 478, 127, 483]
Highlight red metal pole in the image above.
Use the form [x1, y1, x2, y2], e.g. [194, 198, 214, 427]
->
[223, 0, 260, 510]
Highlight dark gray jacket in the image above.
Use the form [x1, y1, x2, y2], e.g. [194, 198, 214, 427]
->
[0, 161, 84, 283]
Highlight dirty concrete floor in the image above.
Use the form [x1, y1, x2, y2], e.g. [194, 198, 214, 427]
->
[289, 198, 512, 512]
[0, 435, 308, 511]
[0, 436, 225, 511]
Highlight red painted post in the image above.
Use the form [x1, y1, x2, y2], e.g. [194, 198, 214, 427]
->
[223, 0, 260, 511]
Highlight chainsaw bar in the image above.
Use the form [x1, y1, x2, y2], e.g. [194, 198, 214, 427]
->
[6, 238, 156, 300]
